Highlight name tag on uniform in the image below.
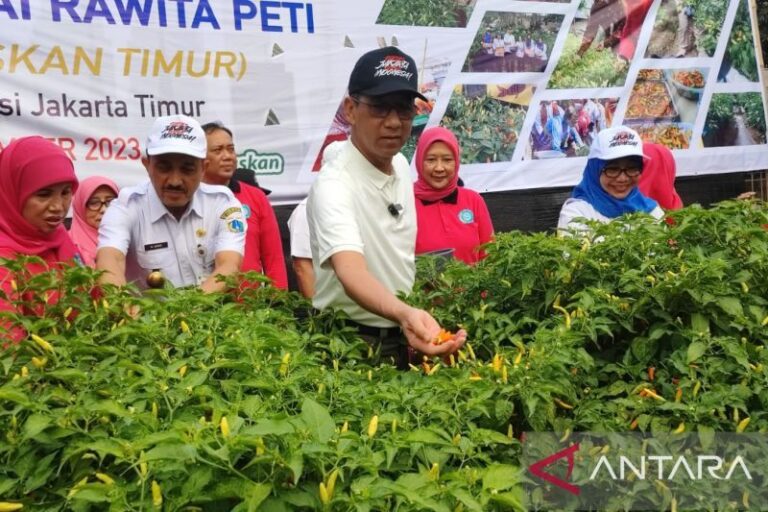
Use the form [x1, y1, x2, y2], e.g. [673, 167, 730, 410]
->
[144, 242, 169, 251]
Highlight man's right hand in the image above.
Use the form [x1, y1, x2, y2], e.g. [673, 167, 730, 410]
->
[399, 306, 467, 356]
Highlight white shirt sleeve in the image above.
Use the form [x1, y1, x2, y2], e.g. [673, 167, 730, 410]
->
[212, 195, 247, 255]
[97, 196, 133, 254]
[287, 199, 312, 259]
[557, 198, 603, 236]
[308, 176, 364, 268]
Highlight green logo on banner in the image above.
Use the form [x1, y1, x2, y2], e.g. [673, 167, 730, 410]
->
[237, 149, 284, 175]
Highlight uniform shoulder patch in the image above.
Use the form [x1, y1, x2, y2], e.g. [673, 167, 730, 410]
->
[227, 218, 246, 233]
[220, 206, 242, 219]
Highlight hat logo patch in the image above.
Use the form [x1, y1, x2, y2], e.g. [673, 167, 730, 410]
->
[374, 55, 413, 81]
[161, 122, 197, 143]
[608, 131, 638, 148]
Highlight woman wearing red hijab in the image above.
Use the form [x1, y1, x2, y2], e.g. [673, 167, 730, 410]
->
[414, 127, 494, 264]
[638, 142, 684, 210]
[0, 136, 80, 343]
[69, 176, 119, 267]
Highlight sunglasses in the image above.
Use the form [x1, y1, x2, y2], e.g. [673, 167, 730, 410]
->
[352, 96, 417, 121]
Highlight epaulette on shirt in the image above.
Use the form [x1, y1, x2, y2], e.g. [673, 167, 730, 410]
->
[199, 182, 237, 201]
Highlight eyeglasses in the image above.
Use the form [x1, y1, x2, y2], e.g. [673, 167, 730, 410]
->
[85, 198, 115, 211]
[352, 96, 416, 120]
[602, 166, 642, 178]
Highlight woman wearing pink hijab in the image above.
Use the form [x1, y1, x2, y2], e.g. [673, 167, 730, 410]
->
[0, 136, 80, 343]
[638, 142, 684, 210]
[69, 176, 119, 266]
[414, 127, 494, 264]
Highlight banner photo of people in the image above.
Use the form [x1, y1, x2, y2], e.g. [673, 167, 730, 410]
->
[0, 0, 766, 201]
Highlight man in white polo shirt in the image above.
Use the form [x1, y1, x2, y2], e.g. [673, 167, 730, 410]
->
[96, 114, 246, 293]
[307, 47, 466, 368]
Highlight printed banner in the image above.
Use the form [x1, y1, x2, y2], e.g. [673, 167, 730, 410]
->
[1, 0, 766, 203]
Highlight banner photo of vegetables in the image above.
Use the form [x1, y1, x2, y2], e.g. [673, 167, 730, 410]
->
[376, 0, 478, 28]
[645, 0, 728, 58]
[440, 84, 531, 164]
[704, 93, 768, 147]
[718, 0, 759, 83]
[461, 11, 563, 74]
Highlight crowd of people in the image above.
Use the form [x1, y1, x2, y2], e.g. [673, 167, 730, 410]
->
[1, 46, 685, 367]
[531, 99, 614, 156]
[477, 28, 550, 73]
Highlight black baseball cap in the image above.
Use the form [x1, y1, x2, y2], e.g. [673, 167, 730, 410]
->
[348, 46, 427, 101]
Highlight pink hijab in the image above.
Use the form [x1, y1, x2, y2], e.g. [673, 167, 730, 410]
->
[69, 176, 119, 266]
[0, 136, 80, 261]
[414, 127, 461, 202]
[638, 142, 683, 210]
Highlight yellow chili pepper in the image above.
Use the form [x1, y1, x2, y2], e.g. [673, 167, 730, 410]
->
[639, 388, 665, 401]
[675, 387, 682, 403]
[0, 503, 24, 511]
[552, 304, 572, 329]
[340, 420, 348, 434]
[367, 415, 378, 438]
[737, 417, 750, 433]
[466, 343, 476, 360]
[151, 480, 163, 507]
[220, 416, 230, 438]
[318, 482, 330, 505]
[151, 401, 158, 419]
[30, 334, 54, 353]
[31, 357, 47, 369]
[673, 422, 685, 434]
[427, 462, 440, 481]
[20, 366, 28, 378]
[491, 354, 503, 373]
[279, 352, 291, 376]
[326, 468, 339, 498]
[180, 320, 190, 333]
[95, 473, 115, 485]
[179, 365, 188, 378]
[67, 476, 89, 498]
[553, 398, 574, 410]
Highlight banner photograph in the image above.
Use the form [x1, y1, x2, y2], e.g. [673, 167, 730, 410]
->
[1, 0, 766, 202]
